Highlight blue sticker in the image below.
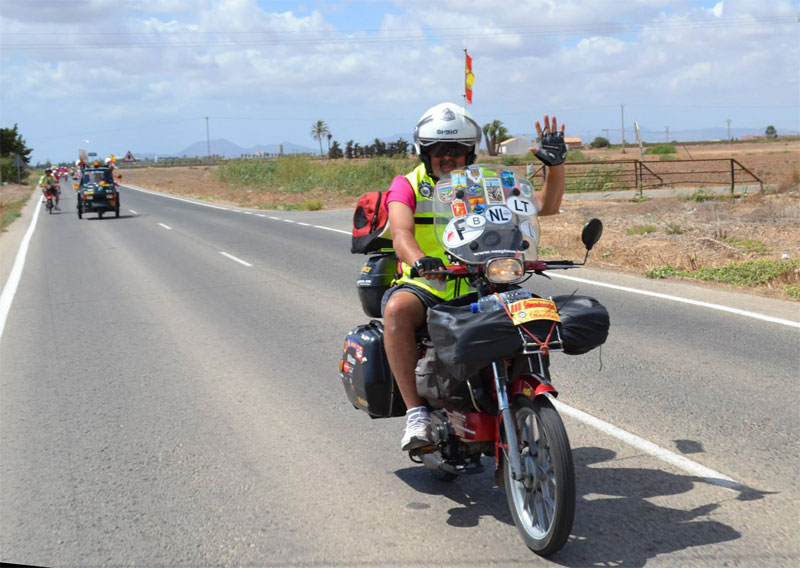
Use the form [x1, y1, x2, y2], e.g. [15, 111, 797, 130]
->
[501, 170, 516, 188]
[466, 183, 483, 196]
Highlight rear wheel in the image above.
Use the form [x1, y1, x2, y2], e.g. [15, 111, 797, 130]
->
[98, 210, 104, 219]
[115, 202, 120, 218]
[77, 203, 83, 219]
[504, 396, 575, 557]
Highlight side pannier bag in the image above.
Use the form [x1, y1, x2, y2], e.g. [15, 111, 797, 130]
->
[340, 320, 406, 419]
[351, 191, 392, 254]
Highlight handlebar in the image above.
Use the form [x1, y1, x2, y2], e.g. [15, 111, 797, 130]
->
[410, 260, 580, 278]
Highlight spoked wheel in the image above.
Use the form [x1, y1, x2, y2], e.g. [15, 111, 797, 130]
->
[47, 199, 53, 214]
[504, 396, 575, 557]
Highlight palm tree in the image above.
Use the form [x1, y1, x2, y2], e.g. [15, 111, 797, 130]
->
[482, 120, 510, 156]
[310, 120, 331, 156]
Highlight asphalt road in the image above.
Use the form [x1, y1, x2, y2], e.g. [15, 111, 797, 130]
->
[1, 180, 798, 567]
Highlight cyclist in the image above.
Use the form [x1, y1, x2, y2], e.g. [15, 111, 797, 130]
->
[381, 102, 568, 451]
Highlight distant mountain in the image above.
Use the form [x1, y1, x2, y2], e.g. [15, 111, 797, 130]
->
[623, 126, 799, 144]
[174, 138, 316, 158]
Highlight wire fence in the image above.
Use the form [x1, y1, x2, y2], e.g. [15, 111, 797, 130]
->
[528, 158, 764, 196]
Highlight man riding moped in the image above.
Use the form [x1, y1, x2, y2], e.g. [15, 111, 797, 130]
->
[39, 168, 61, 210]
[381, 102, 569, 451]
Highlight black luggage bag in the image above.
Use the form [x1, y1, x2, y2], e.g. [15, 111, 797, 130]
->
[340, 320, 406, 419]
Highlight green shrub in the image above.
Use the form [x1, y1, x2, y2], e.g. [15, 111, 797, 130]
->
[665, 222, 683, 235]
[645, 259, 800, 287]
[786, 285, 800, 299]
[726, 236, 767, 254]
[565, 164, 626, 192]
[590, 136, 610, 148]
[500, 155, 521, 166]
[566, 149, 587, 162]
[217, 155, 416, 196]
[645, 144, 677, 155]
[626, 225, 657, 235]
[659, 154, 680, 161]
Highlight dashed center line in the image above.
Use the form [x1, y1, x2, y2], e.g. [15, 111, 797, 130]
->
[219, 252, 253, 267]
[129, 209, 138, 215]
[158, 223, 172, 230]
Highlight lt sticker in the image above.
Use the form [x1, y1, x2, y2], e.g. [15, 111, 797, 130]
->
[443, 217, 483, 248]
[507, 195, 535, 217]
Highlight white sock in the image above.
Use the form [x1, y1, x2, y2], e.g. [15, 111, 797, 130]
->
[406, 406, 429, 421]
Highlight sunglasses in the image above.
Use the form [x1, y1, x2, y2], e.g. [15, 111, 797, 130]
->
[428, 142, 472, 158]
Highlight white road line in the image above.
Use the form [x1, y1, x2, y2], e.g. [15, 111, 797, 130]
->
[282, 219, 295, 223]
[243, 211, 253, 215]
[313, 224, 350, 235]
[219, 252, 253, 267]
[128, 209, 138, 215]
[256, 214, 266, 217]
[548, 272, 800, 328]
[0, 196, 43, 341]
[550, 398, 742, 489]
[296, 222, 310, 226]
[268, 216, 280, 220]
[124, 184, 230, 210]
[158, 223, 172, 230]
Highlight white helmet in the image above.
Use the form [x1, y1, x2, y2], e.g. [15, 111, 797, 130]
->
[413, 102, 482, 156]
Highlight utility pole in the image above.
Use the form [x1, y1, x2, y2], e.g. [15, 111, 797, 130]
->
[665, 126, 670, 143]
[620, 104, 626, 153]
[205, 116, 211, 159]
[726, 119, 732, 145]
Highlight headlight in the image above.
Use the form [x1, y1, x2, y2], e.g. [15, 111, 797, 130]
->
[486, 257, 525, 284]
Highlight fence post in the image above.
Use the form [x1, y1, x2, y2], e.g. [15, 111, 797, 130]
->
[730, 159, 735, 197]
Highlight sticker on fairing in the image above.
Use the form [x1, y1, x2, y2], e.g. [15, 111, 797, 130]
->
[437, 183, 454, 202]
[485, 205, 513, 224]
[443, 217, 483, 248]
[451, 199, 468, 217]
[520, 219, 538, 239]
[466, 166, 483, 184]
[518, 179, 533, 197]
[501, 170, 516, 188]
[468, 196, 486, 214]
[466, 183, 483, 196]
[465, 214, 486, 229]
[451, 170, 467, 189]
[484, 177, 505, 204]
[507, 195, 535, 217]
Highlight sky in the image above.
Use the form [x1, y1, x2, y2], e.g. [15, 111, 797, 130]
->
[1, 0, 798, 163]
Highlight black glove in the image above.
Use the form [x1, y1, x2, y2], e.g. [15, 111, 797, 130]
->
[532, 132, 568, 167]
[412, 256, 446, 276]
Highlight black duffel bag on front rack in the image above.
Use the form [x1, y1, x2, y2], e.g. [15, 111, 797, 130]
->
[427, 303, 558, 367]
[427, 294, 610, 367]
[551, 294, 610, 355]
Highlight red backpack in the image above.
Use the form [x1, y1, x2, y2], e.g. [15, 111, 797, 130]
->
[351, 191, 392, 254]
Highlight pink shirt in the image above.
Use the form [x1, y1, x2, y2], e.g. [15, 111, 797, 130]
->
[385, 175, 416, 213]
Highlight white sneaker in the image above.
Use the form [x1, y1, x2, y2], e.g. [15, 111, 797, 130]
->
[401, 412, 433, 451]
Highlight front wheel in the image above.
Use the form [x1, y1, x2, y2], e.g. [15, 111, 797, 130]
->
[504, 396, 575, 557]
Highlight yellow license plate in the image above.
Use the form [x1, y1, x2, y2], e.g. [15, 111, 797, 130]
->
[508, 298, 560, 326]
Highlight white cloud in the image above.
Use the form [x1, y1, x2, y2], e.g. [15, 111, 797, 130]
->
[1, 0, 797, 162]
